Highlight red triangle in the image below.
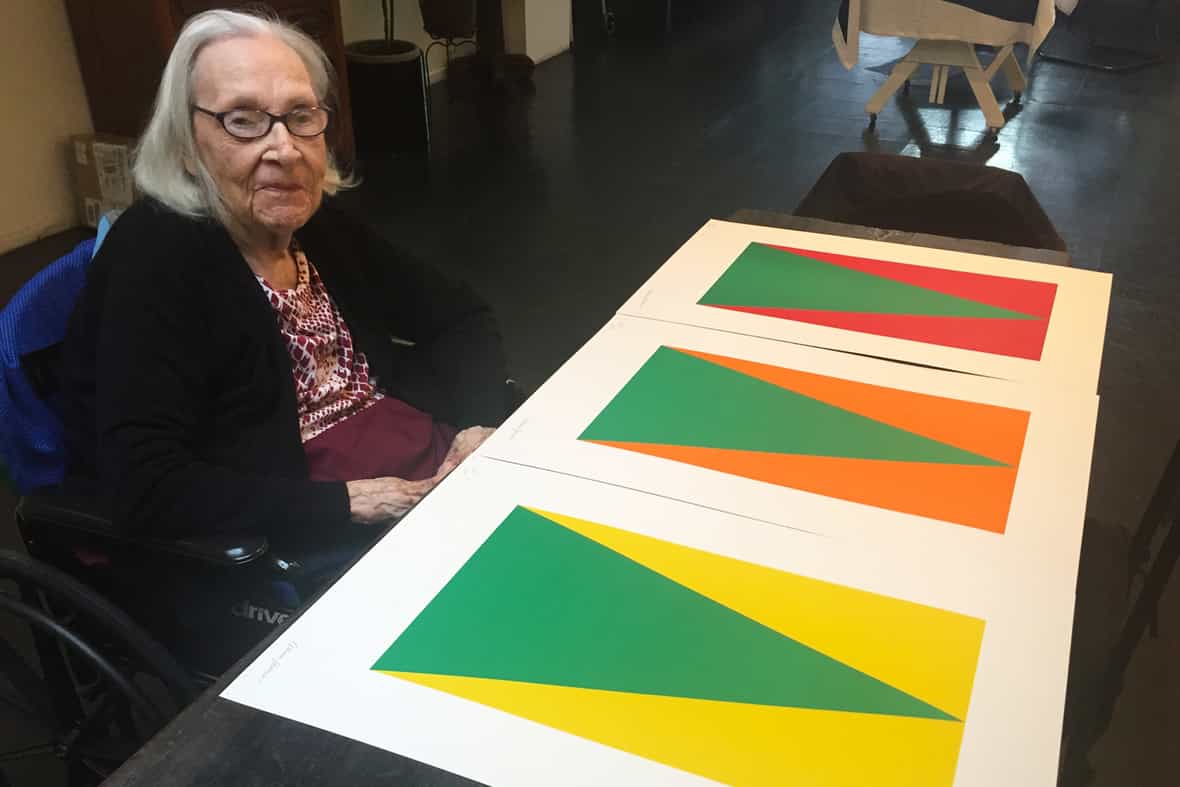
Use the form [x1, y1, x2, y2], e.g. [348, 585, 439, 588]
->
[710, 305, 1050, 361]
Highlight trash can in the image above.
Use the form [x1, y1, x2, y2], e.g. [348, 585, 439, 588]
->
[345, 39, 430, 155]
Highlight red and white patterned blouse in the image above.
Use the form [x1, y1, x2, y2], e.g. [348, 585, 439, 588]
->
[255, 246, 384, 442]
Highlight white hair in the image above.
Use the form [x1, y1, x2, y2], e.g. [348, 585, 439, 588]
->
[132, 8, 353, 231]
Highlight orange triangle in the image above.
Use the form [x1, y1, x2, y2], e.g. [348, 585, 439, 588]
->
[588, 441, 1017, 533]
[673, 348, 1030, 466]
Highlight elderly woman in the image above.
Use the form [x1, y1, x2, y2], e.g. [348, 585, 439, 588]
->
[61, 10, 508, 553]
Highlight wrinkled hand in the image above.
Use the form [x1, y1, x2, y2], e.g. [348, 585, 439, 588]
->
[432, 426, 496, 481]
[346, 476, 437, 525]
[346, 427, 496, 525]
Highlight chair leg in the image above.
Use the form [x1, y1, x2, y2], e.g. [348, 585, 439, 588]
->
[866, 59, 921, 116]
[1079, 510, 1180, 758]
[963, 65, 1006, 130]
[1000, 50, 1028, 97]
[1068, 440, 1180, 772]
[1129, 439, 1180, 577]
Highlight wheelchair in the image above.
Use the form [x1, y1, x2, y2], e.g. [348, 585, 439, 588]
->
[0, 237, 350, 785]
[1, 233, 525, 784]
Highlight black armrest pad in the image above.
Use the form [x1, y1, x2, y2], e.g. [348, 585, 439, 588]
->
[146, 535, 270, 566]
[17, 488, 270, 567]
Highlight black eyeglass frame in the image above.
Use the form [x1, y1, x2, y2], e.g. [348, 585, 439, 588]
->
[191, 105, 332, 139]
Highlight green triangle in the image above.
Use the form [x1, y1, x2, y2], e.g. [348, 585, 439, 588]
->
[699, 243, 1037, 319]
[578, 347, 1005, 466]
[374, 507, 956, 721]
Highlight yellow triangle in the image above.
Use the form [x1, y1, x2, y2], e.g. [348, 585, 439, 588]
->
[385, 672, 965, 787]
[526, 507, 984, 721]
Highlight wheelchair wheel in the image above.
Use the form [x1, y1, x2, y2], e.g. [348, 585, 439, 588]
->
[0, 550, 198, 785]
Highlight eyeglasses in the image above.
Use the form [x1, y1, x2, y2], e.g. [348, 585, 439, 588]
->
[192, 105, 331, 140]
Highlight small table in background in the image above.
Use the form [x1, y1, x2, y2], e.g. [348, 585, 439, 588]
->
[834, 0, 1057, 131]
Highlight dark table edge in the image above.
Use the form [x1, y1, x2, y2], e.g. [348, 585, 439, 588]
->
[728, 210, 1072, 267]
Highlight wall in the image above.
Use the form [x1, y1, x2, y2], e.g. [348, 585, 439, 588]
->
[0, 0, 94, 255]
[524, 0, 572, 63]
[338, 0, 570, 82]
[503, 0, 572, 63]
[503, 0, 528, 55]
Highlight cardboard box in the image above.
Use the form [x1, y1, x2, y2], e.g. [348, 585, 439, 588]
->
[68, 133, 136, 228]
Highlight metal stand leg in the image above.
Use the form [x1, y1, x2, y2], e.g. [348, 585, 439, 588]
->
[424, 40, 445, 66]
[420, 52, 432, 152]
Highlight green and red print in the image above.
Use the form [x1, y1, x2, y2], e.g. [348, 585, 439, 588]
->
[699, 243, 1058, 361]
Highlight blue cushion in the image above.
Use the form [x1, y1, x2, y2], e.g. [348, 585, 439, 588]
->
[0, 238, 95, 492]
[94, 210, 120, 257]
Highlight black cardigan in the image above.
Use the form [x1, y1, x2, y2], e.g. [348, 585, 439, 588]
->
[61, 198, 508, 550]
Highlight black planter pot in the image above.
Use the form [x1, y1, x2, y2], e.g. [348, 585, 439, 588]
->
[419, 0, 477, 40]
[344, 39, 430, 155]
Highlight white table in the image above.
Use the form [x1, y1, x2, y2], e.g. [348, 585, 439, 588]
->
[835, 0, 1057, 131]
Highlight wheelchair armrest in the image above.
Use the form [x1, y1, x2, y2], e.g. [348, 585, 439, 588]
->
[143, 534, 271, 567]
[16, 488, 271, 568]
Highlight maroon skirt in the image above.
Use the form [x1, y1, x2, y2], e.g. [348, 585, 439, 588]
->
[303, 397, 457, 482]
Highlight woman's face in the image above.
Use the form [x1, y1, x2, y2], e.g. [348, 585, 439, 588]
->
[191, 35, 327, 242]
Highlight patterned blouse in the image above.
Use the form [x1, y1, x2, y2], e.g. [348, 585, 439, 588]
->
[255, 245, 384, 442]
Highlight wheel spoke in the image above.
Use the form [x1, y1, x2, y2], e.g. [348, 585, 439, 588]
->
[63, 689, 118, 753]
[73, 736, 138, 765]
[0, 741, 56, 762]
[0, 593, 166, 731]
[0, 637, 54, 723]
[0, 688, 40, 721]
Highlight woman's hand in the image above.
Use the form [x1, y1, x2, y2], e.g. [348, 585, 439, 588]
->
[345, 427, 495, 525]
[432, 426, 496, 481]
[346, 476, 437, 525]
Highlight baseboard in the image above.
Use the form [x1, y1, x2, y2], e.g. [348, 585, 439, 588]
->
[0, 213, 79, 257]
[530, 43, 571, 66]
[423, 41, 568, 84]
